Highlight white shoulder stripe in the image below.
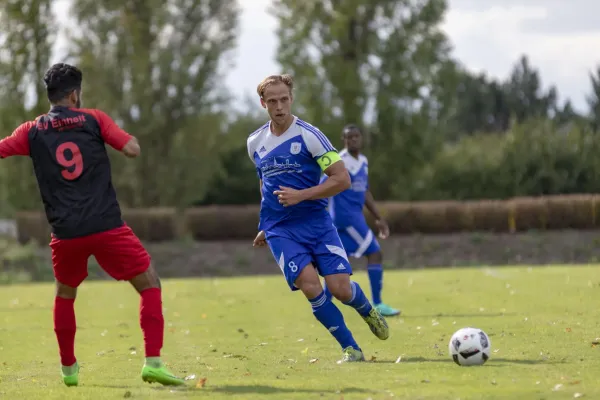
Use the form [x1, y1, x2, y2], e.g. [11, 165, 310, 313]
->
[248, 121, 269, 139]
[296, 119, 335, 152]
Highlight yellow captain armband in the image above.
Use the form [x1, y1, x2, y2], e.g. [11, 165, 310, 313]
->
[316, 151, 341, 172]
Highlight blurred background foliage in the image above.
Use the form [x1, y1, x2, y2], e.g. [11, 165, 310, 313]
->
[1, 0, 600, 217]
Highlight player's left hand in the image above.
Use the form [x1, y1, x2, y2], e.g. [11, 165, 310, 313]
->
[273, 186, 305, 207]
[375, 219, 390, 239]
[253, 230, 266, 247]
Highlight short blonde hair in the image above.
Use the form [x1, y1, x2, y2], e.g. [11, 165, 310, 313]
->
[257, 74, 294, 99]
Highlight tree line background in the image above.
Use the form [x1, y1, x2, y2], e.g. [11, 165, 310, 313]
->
[2, 0, 600, 218]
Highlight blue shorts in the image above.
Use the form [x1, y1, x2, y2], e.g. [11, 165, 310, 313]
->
[266, 220, 353, 291]
[337, 216, 381, 258]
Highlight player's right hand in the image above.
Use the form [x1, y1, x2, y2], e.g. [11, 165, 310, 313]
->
[253, 230, 266, 247]
[375, 219, 390, 239]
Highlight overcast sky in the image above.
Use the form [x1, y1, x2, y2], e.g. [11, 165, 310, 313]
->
[52, 0, 600, 113]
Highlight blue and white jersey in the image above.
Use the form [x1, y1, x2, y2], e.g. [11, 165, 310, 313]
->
[247, 116, 338, 232]
[325, 149, 369, 228]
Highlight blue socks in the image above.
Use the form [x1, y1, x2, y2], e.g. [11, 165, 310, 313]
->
[309, 290, 360, 351]
[367, 264, 383, 305]
[323, 282, 333, 301]
[323, 280, 373, 317]
[343, 281, 373, 317]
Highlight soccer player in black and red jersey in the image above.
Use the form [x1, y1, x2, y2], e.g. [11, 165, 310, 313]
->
[0, 63, 185, 387]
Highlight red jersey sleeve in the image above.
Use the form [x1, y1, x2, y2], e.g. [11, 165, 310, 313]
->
[0, 121, 33, 158]
[84, 109, 133, 150]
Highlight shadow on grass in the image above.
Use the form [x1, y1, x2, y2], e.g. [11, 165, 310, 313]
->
[399, 312, 518, 319]
[87, 385, 134, 389]
[204, 385, 371, 395]
[373, 357, 565, 365]
[90, 384, 371, 395]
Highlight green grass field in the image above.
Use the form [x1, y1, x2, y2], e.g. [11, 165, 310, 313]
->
[1, 265, 599, 399]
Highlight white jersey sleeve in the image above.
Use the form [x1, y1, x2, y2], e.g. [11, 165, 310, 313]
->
[247, 136, 256, 164]
[299, 121, 337, 158]
[247, 122, 268, 164]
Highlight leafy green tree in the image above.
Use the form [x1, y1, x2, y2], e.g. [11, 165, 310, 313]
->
[586, 65, 600, 132]
[553, 99, 581, 127]
[198, 106, 266, 205]
[0, 0, 54, 213]
[504, 55, 557, 123]
[445, 70, 511, 136]
[68, 0, 240, 207]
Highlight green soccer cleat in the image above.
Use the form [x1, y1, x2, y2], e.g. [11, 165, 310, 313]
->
[337, 346, 365, 363]
[362, 307, 390, 340]
[61, 362, 79, 387]
[141, 364, 186, 386]
[374, 303, 401, 317]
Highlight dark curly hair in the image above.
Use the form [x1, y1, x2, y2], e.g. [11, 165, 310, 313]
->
[342, 124, 362, 136]
[43, 63, 83, 103]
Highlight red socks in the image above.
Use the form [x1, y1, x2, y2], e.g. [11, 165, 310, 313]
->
[140, 288, 164, 357]
[53, 297, 76, 366]
[53, 288, 164, 366]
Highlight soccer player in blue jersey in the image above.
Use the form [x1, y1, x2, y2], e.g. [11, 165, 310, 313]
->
[323, 124, 401, 317]
[247, 74, 389, 363]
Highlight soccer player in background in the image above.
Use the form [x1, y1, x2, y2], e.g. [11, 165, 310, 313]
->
[247, 74, 389, 363]
[322, 124, 401, 317]
[0, 63, 185, 387]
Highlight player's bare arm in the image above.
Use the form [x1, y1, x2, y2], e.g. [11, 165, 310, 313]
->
[253, 179, 266, 247]
[365, 190, 390, 239]
[274, 156, 350, 207]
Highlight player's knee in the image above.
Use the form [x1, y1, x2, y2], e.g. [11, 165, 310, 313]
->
[294, 265, 322, 299]
[367, 251, 383, 264]
[298, 281, 323, 299]
[327, 279, 353, 302]
[129, 265, 161, 294]
[55, 281, 77, 299]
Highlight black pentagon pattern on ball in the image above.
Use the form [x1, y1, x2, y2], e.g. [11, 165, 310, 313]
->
[482, 353, 489, 363]
[452, 338, 461, 351]
[459, 349, 480, 359]
[479, 331, 489, 348]
[452, 354, 460, 365]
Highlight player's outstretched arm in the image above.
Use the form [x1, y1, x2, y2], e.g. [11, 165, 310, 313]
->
[86, 109, 140, 158]
[121, 136, 141, 158]
[0, 122, 33, 159]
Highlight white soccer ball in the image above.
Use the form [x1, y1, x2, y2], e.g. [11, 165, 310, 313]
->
[448, 327, 491, 366]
